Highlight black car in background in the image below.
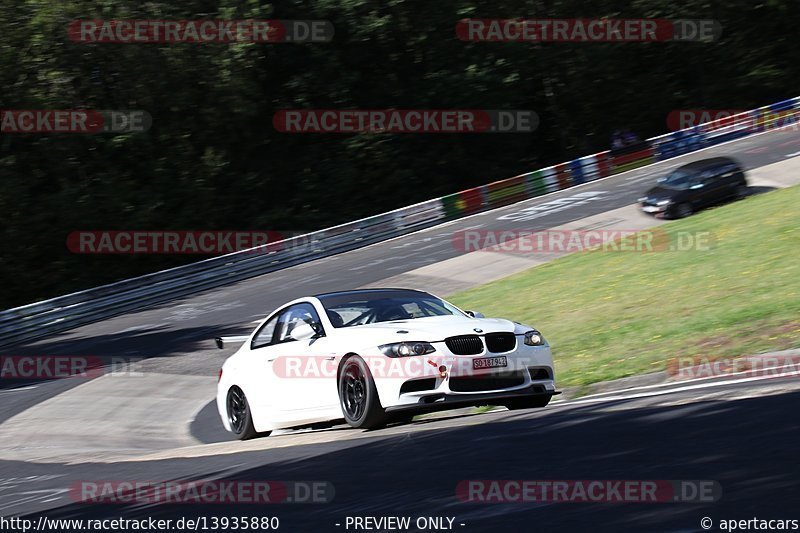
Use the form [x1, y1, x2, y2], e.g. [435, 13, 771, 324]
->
[639, 157, 748, 218]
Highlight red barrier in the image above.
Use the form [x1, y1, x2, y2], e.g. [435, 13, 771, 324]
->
[595, 151, 612, 178]
[458, 187, 486, 213]
[553, 163, 571, 189]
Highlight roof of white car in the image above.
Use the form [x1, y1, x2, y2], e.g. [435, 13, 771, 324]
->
[313, 288, 430, 299]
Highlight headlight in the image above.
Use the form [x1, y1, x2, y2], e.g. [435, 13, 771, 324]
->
[523, 330, 545, 346]
[656, 199, 672, 206]
[637, 197, 647, 203]
[379, 341, 436, 357]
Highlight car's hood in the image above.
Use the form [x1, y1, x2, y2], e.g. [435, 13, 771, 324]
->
[331, 315, 529, 344]
[643, 185, 680, 202]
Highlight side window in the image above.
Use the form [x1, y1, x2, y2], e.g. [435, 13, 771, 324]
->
[251, 314, 279, 349]
[700, 170, 718, 185]
[274, 303, 324, 344]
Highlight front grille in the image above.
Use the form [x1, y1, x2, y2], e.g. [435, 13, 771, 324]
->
[449, 371, 526, 392]
[528, 367, 551, 381]
[399, 378, 437, 395]
[485, 332, 516, 353]
[445, 335, 483, 355]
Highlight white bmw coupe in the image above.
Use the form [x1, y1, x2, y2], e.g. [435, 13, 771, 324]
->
[216, 288, 557, 439]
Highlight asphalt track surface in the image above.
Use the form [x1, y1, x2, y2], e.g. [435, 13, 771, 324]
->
[2, 127, 800, 531]
[4, 378, 800, 531]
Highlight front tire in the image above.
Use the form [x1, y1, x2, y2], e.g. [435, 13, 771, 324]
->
[227, 386, 270, 440]
[505, 395, 552, 410]
[674, 202, 693, 218]
[338, 356, 387, 429]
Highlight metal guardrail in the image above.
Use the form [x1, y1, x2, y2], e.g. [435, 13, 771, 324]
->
[0, 200, 446, 347]
[2, 96, 798, 348]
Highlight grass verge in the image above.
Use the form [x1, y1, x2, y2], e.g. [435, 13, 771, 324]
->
[449, 186, 800, 387]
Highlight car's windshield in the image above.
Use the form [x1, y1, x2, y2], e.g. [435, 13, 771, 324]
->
[319, 290, 465, 328]
[659, 169, 694, 189]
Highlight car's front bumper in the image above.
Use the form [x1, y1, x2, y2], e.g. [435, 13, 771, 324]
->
[640, 203, 672, 217]
[384, 384, 560, 414]
[373, 343, 556, 409]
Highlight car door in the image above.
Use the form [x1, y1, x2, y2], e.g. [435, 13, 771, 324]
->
[718, 162, 743, 198]
[691, 169, 724, 208]
[268, 302, 339, 417]
[242, 313, 282, 421]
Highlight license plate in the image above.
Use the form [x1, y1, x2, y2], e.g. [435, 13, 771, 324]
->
[473, 356, 508, 370]
[642, 205, 661, 213]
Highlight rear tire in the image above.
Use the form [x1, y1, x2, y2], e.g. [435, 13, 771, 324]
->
[227, 386, 270, 440]
[338, 355, 387, 429]
[505, 395, 552, 410]
[736, 184, 749, 199]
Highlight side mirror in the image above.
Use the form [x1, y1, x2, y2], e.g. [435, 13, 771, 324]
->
[291, 322, 318, 341]
[214, 335, 249, 349]
[466, 310, 485, 319]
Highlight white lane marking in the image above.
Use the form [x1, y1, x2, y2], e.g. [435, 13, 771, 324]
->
[0, 476, 68, 512]
[0, 386, 39, 394]
[0, 489, 70, 512]
[497, 191, 609, 222]
[785, 151, 800, 158]
[348, 254, 415, 271]
[625, 171, 663, 181]
[116, 324, 161, 333]
[392, 234, 452, 249]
